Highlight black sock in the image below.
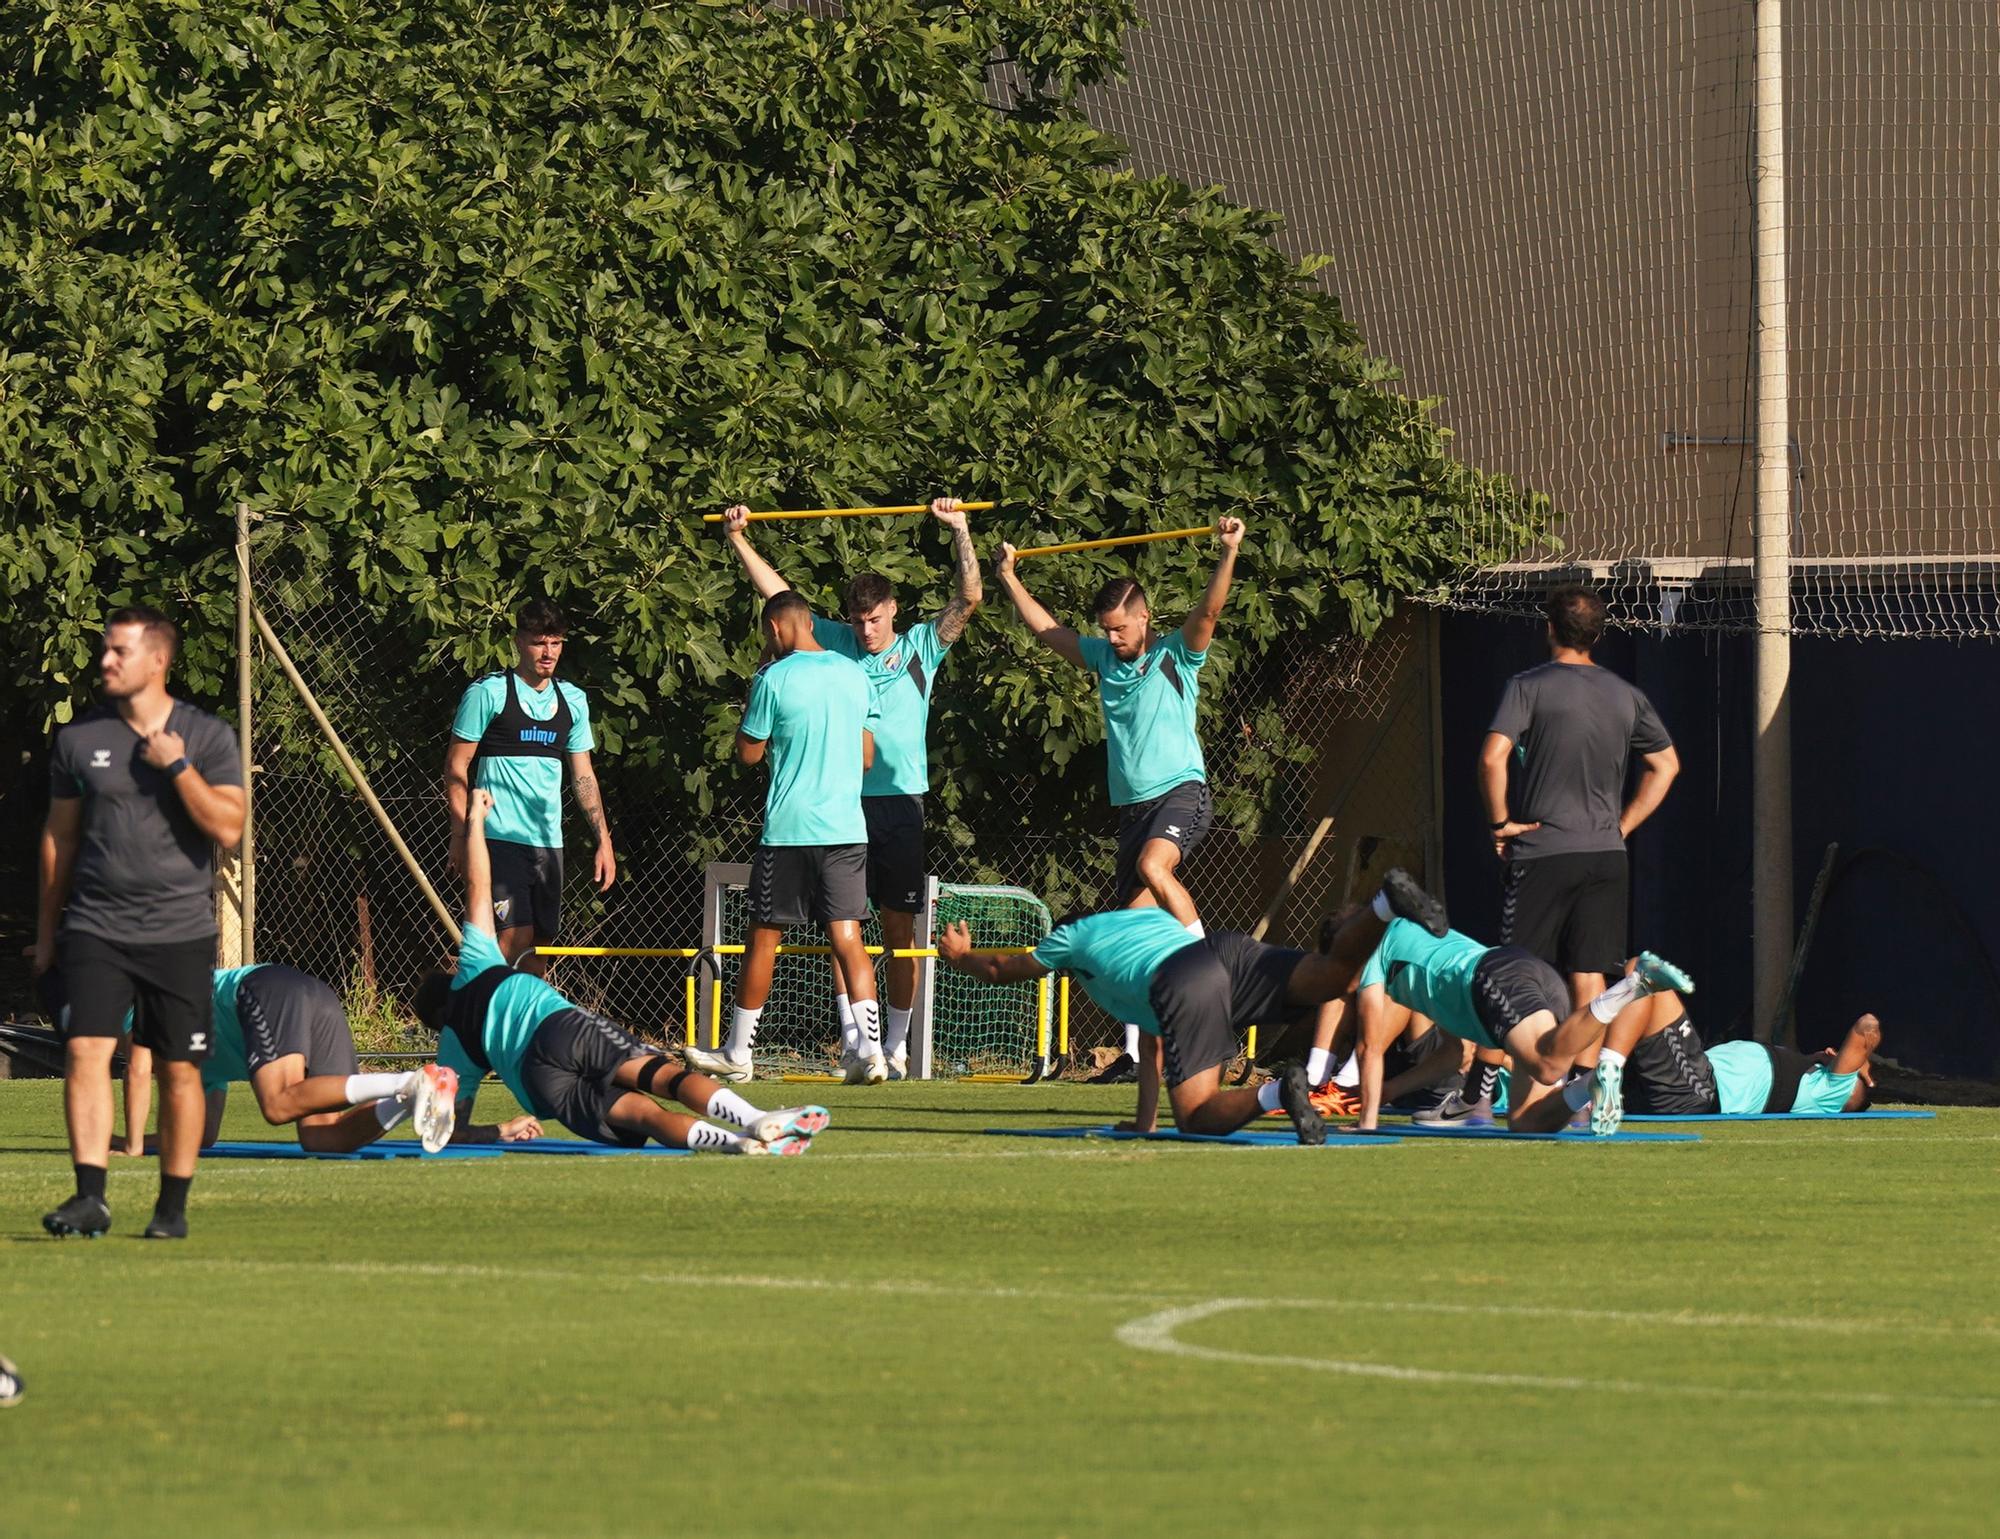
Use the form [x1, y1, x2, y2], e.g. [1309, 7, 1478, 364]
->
[1470, 1063, 1502, 1104]
[155, 1174, 193, 1221]
[75, 1164, 108, 1203]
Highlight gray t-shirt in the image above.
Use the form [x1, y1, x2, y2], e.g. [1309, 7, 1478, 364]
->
[49, 701, 244, 945]
[1486, 662, 1672, 859]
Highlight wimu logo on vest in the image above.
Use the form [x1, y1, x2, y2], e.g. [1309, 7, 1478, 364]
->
[518, 727, 559, 746]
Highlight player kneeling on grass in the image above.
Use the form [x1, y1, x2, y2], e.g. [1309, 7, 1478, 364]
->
[1351, 917, 1693, 1135]
[938, 870, 1450, 1145]
[416, 791, 828, 1155]
[1506, 966, 1879, 1131]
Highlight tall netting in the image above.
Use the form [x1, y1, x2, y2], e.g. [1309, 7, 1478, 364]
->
[1062, 2, 2000, 637]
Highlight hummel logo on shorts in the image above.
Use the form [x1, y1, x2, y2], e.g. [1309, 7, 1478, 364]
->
[1165, 824, 1182, 839]
[189, 1033, 206, 1051]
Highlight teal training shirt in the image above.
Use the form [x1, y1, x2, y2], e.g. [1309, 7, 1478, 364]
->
[1357, 920, 1500, 1049]
[740, 648, 879, 845]
[1078, 632, 1209, 806]
[1705, 1041, 1860, 1115]
[450, 674, 594, 849]
[812, 617, 950, 796]
[1030, 909, 1202, 1033]
[437, 923, 572, 1114]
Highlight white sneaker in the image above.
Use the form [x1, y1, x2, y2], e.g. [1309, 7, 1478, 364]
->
[412, 1064, 459, 1153]
[683, 1044, 753, 1083]
[750, 1105, 831, 1154]
[887, 1047, 908, 1081]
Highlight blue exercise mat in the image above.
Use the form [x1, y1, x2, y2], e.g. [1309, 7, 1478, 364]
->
[201, 1139, 688, 1160]
[983, 1125, 1398, 1147]
[1621, 1109, 1934, 1123]
[1392, 1123, 1697, 1143]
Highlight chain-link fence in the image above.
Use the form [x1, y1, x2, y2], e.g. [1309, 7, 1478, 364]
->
[246, 544, 1438, 1076]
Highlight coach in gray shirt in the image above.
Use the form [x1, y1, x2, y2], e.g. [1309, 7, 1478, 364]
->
[36, 607, 244, 1242]
[1480, 585, 1678, 1020]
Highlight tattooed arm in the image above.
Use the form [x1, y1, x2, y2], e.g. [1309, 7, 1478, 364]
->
[930, 497, 984, 645]
[569, 751, 617, 891]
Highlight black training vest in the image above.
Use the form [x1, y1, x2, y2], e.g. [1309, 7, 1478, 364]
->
[475, 672, 574, 763]
[1760, 1044, 1815, 1114]
[440, 965, 512, 1079]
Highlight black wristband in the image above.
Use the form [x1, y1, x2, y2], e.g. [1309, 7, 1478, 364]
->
[1489, 819, 1509, 830]
[167, 757, 191, 778]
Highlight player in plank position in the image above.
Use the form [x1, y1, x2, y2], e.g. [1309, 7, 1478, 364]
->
[995, 519, 1245, 1083]
[1507, 970, 1879, 1131]
[417, 790, 828, 1154]
[938, 869, 1450, 1144]
[721, 498, 981, 1081]
[1350, 917, 1694, 1134]
[44, 966, 467, 1153]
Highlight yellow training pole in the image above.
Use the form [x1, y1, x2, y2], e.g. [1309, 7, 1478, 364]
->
[709, 978, 723, 1050]
[699, 501, 995, 523]
[1011, 525, 1214, 560]
[1058, 976, 1071, 1055]
[684, 975, 697, 1047]
[1036, 975, 1050, 1063]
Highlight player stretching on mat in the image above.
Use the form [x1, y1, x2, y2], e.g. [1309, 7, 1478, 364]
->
[996, 519, 1244, 1083]
[418, 791, 828, 1154]
[1507, 969, 1879, 1131]
[721, 498, 981, 1080]
[684, 590, 882, 1084]
[939, 870, 1450, 1144]
[1351, 917, 1693, 1134]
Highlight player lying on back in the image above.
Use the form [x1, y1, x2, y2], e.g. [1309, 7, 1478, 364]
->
[416, 791, 829, 1154]
[44, 967, 468, 1156]
[1506, 966, 1879, 1131]
[938, 869, 1451, 1145]
[1351, 917, 1693, 1134]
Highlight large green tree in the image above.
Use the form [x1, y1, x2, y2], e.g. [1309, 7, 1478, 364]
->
[1, 0, 1544, 899]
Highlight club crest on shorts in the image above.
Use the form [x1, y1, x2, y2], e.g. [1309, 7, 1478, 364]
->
[494, 897, 513, 924]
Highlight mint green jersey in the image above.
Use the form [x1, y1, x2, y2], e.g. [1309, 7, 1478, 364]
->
[436, 923, 572, 1113]
[1357, 920, 1500, 1049]
[1079, 632, 1209, 806]
[1705, 1041, 1860, 1115]
[740, 648, 879, 845]
[450, 673, 594, 849]
[1030, 908, 1203, 1033]
[812, 617, 951, 796]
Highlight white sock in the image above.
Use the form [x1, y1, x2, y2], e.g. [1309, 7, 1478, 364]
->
[1184, 918, 1206, 938]
[1599, 1048, 1627, 1072]
[705, 1088, 762, 1130]
[1589, 974, 1648, 1024]
[1562, 1076, 1596, 1112]
[726, 1006, 762, 1059]
[1372, 889, 1394, 922]
[685, 1122, 747, 1153]
[1256, 1079, 1284, 1112]
[852, 997, 882, 1056]
[836, 993, 857, 1054]
[374, 1095, 412, 1131]
[1123, 1023, 1141, 1061]
[1305, 1047, 1333, 1087]
[345, 1072, 414, 1104]
[1334, 1051, 1361, 1089]
[884, 1005, 913, 1060]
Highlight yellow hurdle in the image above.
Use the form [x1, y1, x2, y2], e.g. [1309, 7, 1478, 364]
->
[1246, 1025, 1259, 1064]
[1036, 975, 1051, 1062]
[684, 974, 696, 1047]
[1011, 525, 1214, 559]
[709, 977, 723, 1051]
[1057, 975, 1071, 1056]
[699, 501, 995, 523]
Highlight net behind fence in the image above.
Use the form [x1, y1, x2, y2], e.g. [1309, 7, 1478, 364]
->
[1069, 2, 2000, 638]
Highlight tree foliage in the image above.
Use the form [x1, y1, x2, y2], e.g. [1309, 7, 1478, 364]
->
[1, 0, 1547, 874]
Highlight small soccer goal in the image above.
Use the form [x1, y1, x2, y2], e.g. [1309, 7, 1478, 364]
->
[701, 865, 1052, 1080]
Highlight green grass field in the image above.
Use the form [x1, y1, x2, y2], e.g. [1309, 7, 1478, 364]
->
[3, 1079, 1996, 1538]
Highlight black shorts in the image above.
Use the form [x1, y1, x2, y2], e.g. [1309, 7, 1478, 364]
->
[862, 795, 926, 913]
[1147, 931, 1303, 1089]
[749, 843, 869, 927]
[489, 840, 563, 942]
[236, 966, 358, 1081]
[1499, 850, 1628, 977]
[521, 1007, 651, 1146]
[61, 932, 215, 1063]
[1114, 780, 1213, 904]
[1622, 1012, 1719, 1114]
[1468, 947, 1571, 1052]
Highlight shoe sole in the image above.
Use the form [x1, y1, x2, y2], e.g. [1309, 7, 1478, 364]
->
[415, 1067, 458, 1154]
[1278, 1067, 1328, 1146]
[1381, 868, 1450, 938]
[42, 1218, 108, 1239]
[753, 1106, 831, 1146]
[1589, 1065, 1624, 1137]
[1637, 951, 1696, 996]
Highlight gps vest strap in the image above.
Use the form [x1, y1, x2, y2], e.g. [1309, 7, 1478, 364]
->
[441, 965, 512, 1077]
[477, 672, 573, 762]
[1760, 1043, 1814, 1114]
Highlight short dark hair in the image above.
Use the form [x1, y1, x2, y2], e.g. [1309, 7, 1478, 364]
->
[413, 971, 452, 1033]
[516, 599, 567, 637]
[844, 574, 895, 616]
[1092, 576, 1147, 618]
[762, 590, 811, 626]
[104, 605, 178, 661]
[1545, 585, 1606, 651]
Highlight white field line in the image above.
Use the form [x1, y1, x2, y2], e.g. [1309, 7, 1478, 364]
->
[1114, 1299, 2000, 1410]
[101, 1256, 2000, 1343]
